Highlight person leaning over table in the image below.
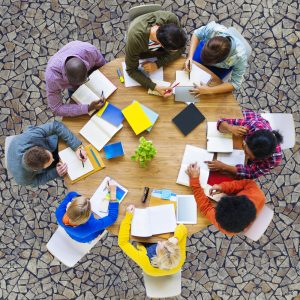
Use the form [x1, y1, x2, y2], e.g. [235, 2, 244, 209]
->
[125, 10, 187, 98]
[56, 179, 119, 243]
[186, 163, 265, 236]
[205, 110, 283, 179]
[45, 41, 106, 117]
[6, 121, 87, 187]
[118, 205, 188, 276]
[185, 21, 249, 97]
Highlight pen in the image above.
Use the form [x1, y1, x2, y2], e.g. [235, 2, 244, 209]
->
[164, 82, 180, 95]
[79, 150, 85, 168]
[188, 60, 191, 80]
[117, 68, 124, 83]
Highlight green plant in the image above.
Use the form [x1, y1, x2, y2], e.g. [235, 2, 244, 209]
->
[131, 137, 157, 167]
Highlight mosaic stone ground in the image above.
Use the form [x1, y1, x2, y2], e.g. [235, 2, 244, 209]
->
[0, 0, 299, 299]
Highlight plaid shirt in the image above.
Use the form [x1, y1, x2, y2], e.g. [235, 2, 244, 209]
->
[217, 110, 283, 179]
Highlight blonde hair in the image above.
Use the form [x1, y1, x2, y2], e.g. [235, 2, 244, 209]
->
[151, 241, 181, 270]
[66, 196, 91, 226]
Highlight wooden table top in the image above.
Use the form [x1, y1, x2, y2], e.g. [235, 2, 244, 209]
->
[61, 57, 243, 242]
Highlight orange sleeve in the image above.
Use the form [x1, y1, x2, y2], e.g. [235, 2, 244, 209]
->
[220, 179, 253, 194]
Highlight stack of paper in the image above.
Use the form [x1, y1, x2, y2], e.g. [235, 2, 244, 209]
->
[133, 100, 158, 132]
[122, 101, 153, 135]
[80, 115, 123, 151]
[217, 150, 245, 165]
[207, 122, 233, 153]
[176, 145, 214, 187]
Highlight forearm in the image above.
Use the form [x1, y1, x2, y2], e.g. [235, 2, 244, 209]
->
[201, 82, 235, 95]
[127, 67, 156, 90]
[30, 168, 59, 187]
[218, 121, 234, 134]
[118, 212, 133, 248]
[187, 34, 200, 59]
[221, 164, 238, 175]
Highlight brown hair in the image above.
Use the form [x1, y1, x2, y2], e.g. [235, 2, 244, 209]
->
[201, 36, 231, 65]
[24, 146, 50, 170]
[66, 196, 91, 226]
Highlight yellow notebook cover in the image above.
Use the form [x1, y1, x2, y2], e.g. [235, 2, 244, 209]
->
[122, 101, 153, 135]
[96, 101, 109, 117]
[70, 145, 105, 184]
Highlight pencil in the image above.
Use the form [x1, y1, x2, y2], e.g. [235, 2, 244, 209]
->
[79, 150, 85, 168]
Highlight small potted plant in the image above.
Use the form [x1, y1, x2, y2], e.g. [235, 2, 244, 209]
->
[131, 137, 157, 168]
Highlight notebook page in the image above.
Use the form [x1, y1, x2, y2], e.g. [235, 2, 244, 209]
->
[217, 150, 245, 165]
[190, 63, 212, 85]
[176, 70, 192, 86]
[59, 147, 94, 181]
[207, 122, 232, 139]
[86, 70, 117, 98]
[131, 209, 152, 237]
[148, 204, 177, 235]
[72, 85, 99, 105]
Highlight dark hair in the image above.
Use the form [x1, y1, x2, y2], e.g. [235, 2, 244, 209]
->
[24, 146, 50, 170]
[200, 36, 231, 65]
[156, 23, 187, 51]
[216, 195, 256, 233]
[246, 130, 283, 160]
[65, 57, 88, 85]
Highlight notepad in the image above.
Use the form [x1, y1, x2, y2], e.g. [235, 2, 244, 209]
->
[72, 70, 117, 114]
[104, 142, 124, 159]
[122, 59, 164, 88]
[176, 145, 214, 187]
[96, 102, 124, 127]
[90, 176, 128, 217]
[122, 101, 153, 135]
[133, 100, 158, 132]
[131, 204, 177, 237]
[80, 115, 123, 151]
[172, 103, 205, 136]
[175, 63, 211, 86]
[59, 147, 94, 181]
[207, 122, 233, 153]
[217, 150, 245, 165]
[176, 195, 197, 224]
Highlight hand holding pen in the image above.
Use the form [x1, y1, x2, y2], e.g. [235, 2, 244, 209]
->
[75, 146, 87, 168]
[88, 91, 106, 112]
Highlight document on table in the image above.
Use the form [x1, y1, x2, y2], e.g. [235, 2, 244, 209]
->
[217, 150, 245, 165]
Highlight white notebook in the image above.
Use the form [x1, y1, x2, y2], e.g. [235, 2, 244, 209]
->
[80, 115, 123, 151]
[122, 59, 164, 88]
[59, 147, 94, 181]
[175, 63, 211, 87]
[90, 176, 128, 218]
[72, 70, 117, 114]
[207, 122, 233, 153]
[176, 195, 197, 224]
[131, 204, 177, 237]
[217, 150, 245, 165]
[176, 145, 214, 187]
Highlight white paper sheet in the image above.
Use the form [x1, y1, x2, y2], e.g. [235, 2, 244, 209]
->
[207, 122, 233, 153]
[217, 150, 245, 165]
[176, 195, 197, 224]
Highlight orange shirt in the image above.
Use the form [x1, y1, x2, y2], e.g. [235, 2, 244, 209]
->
[190, 178, 265, 236]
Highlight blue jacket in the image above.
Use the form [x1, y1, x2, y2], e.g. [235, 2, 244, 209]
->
[56, 192, 119, 243]
[7, 121, 81, 187]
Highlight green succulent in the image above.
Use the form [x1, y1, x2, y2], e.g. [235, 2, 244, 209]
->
[131, 137, 157, 167]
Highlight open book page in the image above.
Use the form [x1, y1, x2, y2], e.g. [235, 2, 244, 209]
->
[59, 147, 94, 181]
[176, 195, 197, 224]
[131, 208, 152, 237]
[148, 204, 177, 235]
[72, 84, 99, 105]
[85, 70, 117, 99]
[203, 184, 226, 202]
[207, 122, 233, 153]
[80, 116, 123, 151]
[177, 145, 214, 186]
[217, 150, 245, 165]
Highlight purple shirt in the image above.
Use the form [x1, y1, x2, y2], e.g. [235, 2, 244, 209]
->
[45, 41, 106, 117]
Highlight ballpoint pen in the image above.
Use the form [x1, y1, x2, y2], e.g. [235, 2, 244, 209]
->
[188, 60, 191, 80]
[79, 149, 85, 168]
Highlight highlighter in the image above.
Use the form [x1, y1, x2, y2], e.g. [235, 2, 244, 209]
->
[117, 68, 124, 83]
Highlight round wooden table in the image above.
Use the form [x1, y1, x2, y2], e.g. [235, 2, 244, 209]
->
[62, 57, 243, 242]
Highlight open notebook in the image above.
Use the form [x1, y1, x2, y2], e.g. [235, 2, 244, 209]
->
[72, 70, 117, 114]
[80, 115, 123, 151]
[207, 122, 233, 153]
[177, 145, 214, 187]
[131, 204, 177, 237]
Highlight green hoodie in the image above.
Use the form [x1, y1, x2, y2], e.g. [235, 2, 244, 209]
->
[125, 11, 185, 90]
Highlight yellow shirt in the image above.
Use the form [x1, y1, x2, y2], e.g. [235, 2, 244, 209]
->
[118, 212, 188, 276]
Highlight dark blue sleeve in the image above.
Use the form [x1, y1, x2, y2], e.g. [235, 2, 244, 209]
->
[55, 192, 79, 226]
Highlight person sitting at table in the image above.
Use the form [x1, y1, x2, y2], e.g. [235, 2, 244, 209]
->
[118, 205, 188, 276]
[45, 41, 106, 117]
[125, 10, 187, 98]
[56, 179, 119, 243]
[185, 21, 249, 96]
[205, 110, 283, 179]
[186, 163, 265, 236]
[7, 121, 87, 187]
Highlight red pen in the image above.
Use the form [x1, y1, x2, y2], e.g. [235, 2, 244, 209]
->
[164, 82, 180, 95]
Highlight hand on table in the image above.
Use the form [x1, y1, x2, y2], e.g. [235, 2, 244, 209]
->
[154, 85, 173, 98]
[185, 162, 200, 178]
[209, 184, 223, 196]
[189, 82, 208, 98]
[230, 125, 248, 137]
[88, 97, 106, 112]
[142, 62, 158, 73]
[76, 147, 87, 162]
[56, 162, 68, 177]
[126, 204, 135, 214]
[205, 160, 227, 171]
